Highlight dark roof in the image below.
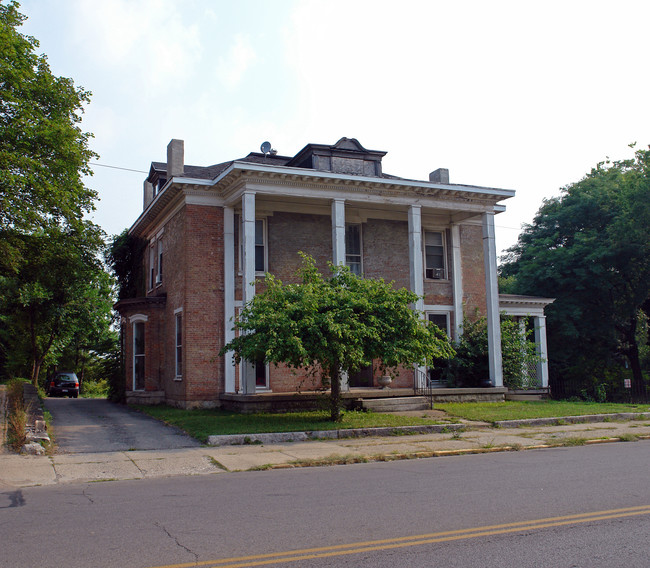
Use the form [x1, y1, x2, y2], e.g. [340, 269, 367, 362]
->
[149, 153, 292, 182]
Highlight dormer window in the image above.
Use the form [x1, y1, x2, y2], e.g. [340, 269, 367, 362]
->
[152, 176, 166, 197]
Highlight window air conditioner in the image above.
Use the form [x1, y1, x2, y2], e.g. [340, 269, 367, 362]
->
[426, 268, 445, 279]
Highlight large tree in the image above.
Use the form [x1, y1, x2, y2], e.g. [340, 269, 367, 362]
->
[0, 1, 96, 239]
[501, 146, 650, 397]
[0, 223, 113, 385]
[221, 254, 454, 421]
[0, 2, 115, 385]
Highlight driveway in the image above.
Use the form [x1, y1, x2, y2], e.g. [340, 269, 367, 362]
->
[43, 398, 201, 453]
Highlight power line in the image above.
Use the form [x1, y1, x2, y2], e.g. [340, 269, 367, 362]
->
[91, 162, 148, 174]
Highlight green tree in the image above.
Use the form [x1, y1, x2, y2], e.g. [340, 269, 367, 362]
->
[220, 254, 454, 421]
[0, 1, 97, 240]
[105, 229, 147, 300]
[0, 223, 113, 385]
[500, 146, 650, 397]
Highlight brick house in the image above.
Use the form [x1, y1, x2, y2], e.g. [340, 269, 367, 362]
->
[115, 137, 551, 408]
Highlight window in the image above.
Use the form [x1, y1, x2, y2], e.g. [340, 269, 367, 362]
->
[153, 176, 166, 197]
[175, 311, 182, 379]
[149, 246, 155, 290]
[345, 224, 362, 276]
[426, 312, 450, 385]
[255, 359, 268, 389]
[133, 322, 145, 390]
[238, 217, 267, 274]
[156, 240, 163, 284]
[254, 219, 265, 273]
[424, 231, 446, 279]
[427, 313, 450, 336]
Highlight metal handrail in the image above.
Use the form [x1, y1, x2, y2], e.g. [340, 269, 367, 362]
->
[414, 367, 434, 409]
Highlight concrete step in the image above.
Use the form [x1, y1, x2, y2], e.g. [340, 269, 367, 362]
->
[360, 396, 430, 412]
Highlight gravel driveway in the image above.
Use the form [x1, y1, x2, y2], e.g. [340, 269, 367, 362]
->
[43, 398, 201, 453]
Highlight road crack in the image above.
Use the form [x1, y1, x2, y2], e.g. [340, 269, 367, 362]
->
[82, 487, 94, 503]
[154, 522, 199, 563]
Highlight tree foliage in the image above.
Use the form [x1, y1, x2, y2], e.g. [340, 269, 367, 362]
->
[500, 146, 650, 397]
[0, 224, 113, 385]
[220, 254, 454, 421]
[105, 229, 147, 300]
[0, 3, 115, 386]
[0, 1, 97, 236]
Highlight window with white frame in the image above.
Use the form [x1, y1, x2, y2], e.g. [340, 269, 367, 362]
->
[427, 312, 450, 336]
[255, 358, 269, 390]
[238, 217, 267, 274]
[234, 305, 269, 391]
[174, 310, 182, 379]
[426, 312, 450, 385]
[424, 231, 446, 279]
[345, 224, 362, 276]
[156, 240, 163, 284]
[149, 246, 155, 290]
[133, 321, 145, 390]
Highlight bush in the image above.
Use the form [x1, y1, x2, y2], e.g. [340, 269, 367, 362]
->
[80, 379, 109, 398]
[440, 315, 541, 389]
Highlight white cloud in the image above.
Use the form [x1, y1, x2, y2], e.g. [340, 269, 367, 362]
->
[216, 35, 258, 90]
[69, 0, 202, 90]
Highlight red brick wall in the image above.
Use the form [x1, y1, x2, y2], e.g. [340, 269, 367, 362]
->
[460, 224, 487, 319]
[129, 207, 490, 401]
[157, 206, 187, 403]
[181, 204, 223, 405]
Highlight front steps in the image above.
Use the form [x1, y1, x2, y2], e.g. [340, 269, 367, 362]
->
[359, 396, 430, 412]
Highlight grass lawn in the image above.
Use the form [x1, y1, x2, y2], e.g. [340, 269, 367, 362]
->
[436, 401, 650, 423]
[134, 406, 455, 442]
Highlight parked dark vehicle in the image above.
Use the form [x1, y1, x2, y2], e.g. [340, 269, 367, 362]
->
[46, 372, 79, 398]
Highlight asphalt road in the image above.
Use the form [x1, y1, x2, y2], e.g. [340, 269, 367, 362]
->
[2, 442, 649, 567]
[43, 398, 200, 453]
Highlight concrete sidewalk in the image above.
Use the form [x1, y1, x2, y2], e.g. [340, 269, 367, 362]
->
[2, 414, 650, 489]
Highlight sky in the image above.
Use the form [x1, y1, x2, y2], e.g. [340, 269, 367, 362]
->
[17, 0, 650, 257]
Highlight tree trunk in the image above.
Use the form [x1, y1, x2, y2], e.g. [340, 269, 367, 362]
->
[623, 317, 645, 399]
[329, 366, 342, 422]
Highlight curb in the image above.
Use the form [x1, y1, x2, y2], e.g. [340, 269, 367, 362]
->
[259, 435, 650, 471]
[207, 423, 465, 446]
[206, 413, 650, 447]
[493, 412, 650, 428]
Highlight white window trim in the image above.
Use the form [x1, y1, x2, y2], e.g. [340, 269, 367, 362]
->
[422, 229, 448, 281]
[149, 245, 155, 291]
[425, 310, 451, 338]
[156, 239, 163, 285]
[234, 306, 270, 391]
[132, 320, 146, 391]
[174, 308, 182, 381]
[237, 216, 268, 276]
[345, 223, 363, 276]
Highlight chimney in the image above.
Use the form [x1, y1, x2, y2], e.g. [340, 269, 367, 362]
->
[143, 180, 154, 210]
[167, 139, 184, 178]
[429, 168, 449, 184]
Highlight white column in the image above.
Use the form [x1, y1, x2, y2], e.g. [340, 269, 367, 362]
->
[331, 199, 346, 267]
[408, 205, 424, 313]
[241, 191, 257, 394]
[482, 212, 503, 387]
[534, 315, 549, 388]
[331, 199, 349, 391]
[223, 207, 236, 393]
[451, 223, 464, 342]
[408, 205, 426, 389]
